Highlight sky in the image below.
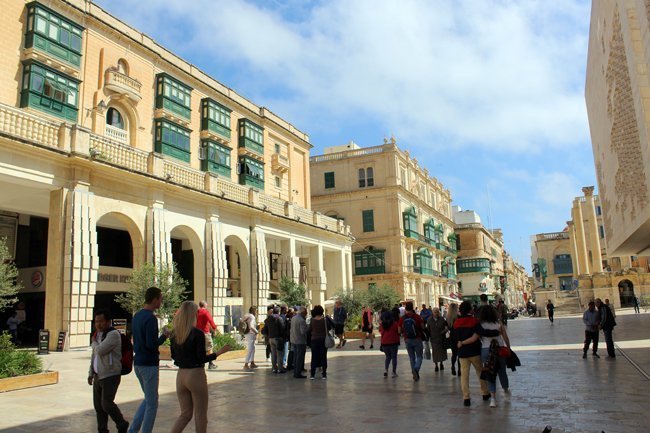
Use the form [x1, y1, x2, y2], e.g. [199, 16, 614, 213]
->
[96, 0, 595, 271]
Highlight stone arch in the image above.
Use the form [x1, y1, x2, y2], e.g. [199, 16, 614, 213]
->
[117, 58, 129, 75]
[617, 278, 636, 307]
[170, 225, 205, 302]
[104, 95, 140, 147]
[223, 234, 252, 310]
[95, 211, 145, 268]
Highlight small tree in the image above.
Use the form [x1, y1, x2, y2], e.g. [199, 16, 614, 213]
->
[115, 262, 187, 320]
[278, 275, 309, 307]
[0, 238, 20, 312]
[362, 283, 401, 313]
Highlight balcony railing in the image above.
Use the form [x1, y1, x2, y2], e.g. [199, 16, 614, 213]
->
[536, 232, 569, 241]
[105, 124, 128, 144]
[0, 102, 349, 236]
[105, 68, 142, 102]
[271, 153, 289, 172]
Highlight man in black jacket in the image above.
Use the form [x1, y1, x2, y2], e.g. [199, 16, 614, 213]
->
[263, 307, 286, 373]
[596, 298, 616, 358]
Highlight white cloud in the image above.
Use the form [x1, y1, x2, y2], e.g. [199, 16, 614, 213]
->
[97, 0, 591, 153]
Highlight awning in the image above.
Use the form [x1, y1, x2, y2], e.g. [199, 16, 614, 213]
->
[438, 295, 460, 303]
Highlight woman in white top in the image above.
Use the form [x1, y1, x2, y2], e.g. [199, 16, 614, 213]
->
[243, 307, 259, 370]
[464, 304, 511, 407]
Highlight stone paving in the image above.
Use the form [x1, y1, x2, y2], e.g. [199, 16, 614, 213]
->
[1, 310, 649, 433]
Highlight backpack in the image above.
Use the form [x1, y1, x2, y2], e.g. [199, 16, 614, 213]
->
[403, 316, 418, 339]
[237, 317, 250, 336]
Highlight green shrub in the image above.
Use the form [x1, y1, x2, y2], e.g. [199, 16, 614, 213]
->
[212, 332, 244, 351]
[0, 333, 43, 379]
[345, 313, 361, 332]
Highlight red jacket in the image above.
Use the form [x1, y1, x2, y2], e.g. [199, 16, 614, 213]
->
[196, 308, 216, 333]
[380, 321, 400, 345]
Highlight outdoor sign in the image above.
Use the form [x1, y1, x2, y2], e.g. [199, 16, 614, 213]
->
[113, 318, 127, 335]
[56, 331, 67, 352]
[38, 329, 49, 355]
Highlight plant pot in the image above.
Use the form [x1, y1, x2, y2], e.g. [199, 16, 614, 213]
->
[344, 331, 376, 339]
[0, 371, 59, 393]
[159, 345, 172, 361]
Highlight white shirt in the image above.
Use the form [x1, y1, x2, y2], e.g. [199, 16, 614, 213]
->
[244, 314, 258, 335]
[480, 322, 505, 348]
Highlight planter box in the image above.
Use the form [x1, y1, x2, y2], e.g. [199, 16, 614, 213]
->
[344, 331, 377, 339]
[0, 371, 59, 393]
[159, 346, 246, 362]
[159, 345, 172, 361]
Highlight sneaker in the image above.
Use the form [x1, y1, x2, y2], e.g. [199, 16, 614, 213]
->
[359, 345, 365, 350]
[503, 388, 510, 394]
[279, 369, 287, 374]
[490, 398, 497, 408]
[250, 362, 258, 369]
[582, 353, 587, 359]
[272, 370, 278, 374]
[463, 399, 471, 407]
[482, 394, 491, 401]
[342, 340, 347, 347]
[243, 365, 251, 371]
[309, 376, 315, 380]
[208, 363, 217, 370]
[384, 371, 388, 378]
[392, 371, 398, 378]
[322, 375, 327, 380]
[592, 353, 600, 358]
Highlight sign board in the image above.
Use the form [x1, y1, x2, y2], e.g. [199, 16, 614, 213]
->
[56, 331, 67, 352]
[38, 329, 49, 355]
[113, 319, 127, 335]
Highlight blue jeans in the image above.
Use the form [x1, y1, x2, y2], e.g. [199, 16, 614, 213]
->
[480, 347, 509, 393]
[405, 339, 423, 372]
[383, 344, 398, 372]
[129, 365, 159, 433]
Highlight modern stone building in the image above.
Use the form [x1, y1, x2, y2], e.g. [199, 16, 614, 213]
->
[0, 0, 353, 349]
[586, 0, 650, 256]
[309, 139, 457, 307]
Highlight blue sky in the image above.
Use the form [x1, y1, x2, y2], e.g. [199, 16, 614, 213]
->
[96, 0, 594, 270]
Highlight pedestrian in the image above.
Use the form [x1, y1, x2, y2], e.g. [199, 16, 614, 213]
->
[604, 298, 616, 318]
[290, 306, 308, 379]
[398, 302, 425, 381]
[263, 307, 286, 373]
[379, 309, 400, 378]
[463, 305, 511, 408]
[398, 302, 406, 317]
[196, 301, 217, 370]
[447, 303, 461, 376]
[333, 299, 348, 348]
[420, 304, 433, 360]
[242, 306, 258, 370]
[496, 298, 508, 326]
[170, 301, 230, 433]
[129, 286, 169, 433]
[596, 298, 617, 358]
[633, 296, 640, 314]
[454, 300, 496, 407]
[6, 311, 19, 344]
[308, 305, 334, 379]
[582, 301, 600, 359]
[88, 309, 129, 433]
[280, 306, 290, 368]
[263, 307, 273, 362]
[359, 305, 374, 350]
[546, 300, 555, 324]
[426, 307, 449, 372]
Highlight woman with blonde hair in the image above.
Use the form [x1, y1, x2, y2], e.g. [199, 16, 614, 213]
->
[170, 301, 230, 433]
[447, 303, 461, 376]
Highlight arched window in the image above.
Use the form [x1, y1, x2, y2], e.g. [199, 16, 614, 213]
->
[358, 168, 366, 188]
[366, 167, 374, 187]
[117, 59, 129, 75]
[106, 107, 125, 129]
[105, 107, 128, 144]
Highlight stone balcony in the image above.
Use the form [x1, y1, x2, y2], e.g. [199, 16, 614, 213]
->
[271, 153, 289, 173]
[104, 68, 142, 102]
[0, 102, 350, 237]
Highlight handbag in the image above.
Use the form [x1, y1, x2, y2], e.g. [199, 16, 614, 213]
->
[324, 317, 335, 349]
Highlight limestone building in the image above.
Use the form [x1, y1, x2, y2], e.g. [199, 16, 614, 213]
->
[309, 140, 457, 307]
[0, 0, 353, 349]
[586, 0, 650, 256]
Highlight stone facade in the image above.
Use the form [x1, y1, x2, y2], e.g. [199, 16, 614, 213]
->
[586, 0, 650, 256]
[0, 0, 353, 349]
[309, 139, 457, 307]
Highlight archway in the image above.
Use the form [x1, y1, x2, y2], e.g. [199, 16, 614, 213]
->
[223, 234, 250, 332]
[104, 96, 140, 147]
[170, 225, 204, 302]
[618, 279, 635, 307]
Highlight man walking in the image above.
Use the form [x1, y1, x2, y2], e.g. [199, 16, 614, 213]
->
[263, 307, 286, 373]
[546, 300, 555, 324]
[129, 287, 169, 433]
[196, 300, 217, 370]
[454, 301, 491, 406]
[290, 307, 308, 378]
[398, 302, 425, 381]
[333, 299, 348, 348]
[596, 298, 617, 358]
[420, 304, 433, 360]
[582, 301, 600, 359]
[88, 310, 129, 433]
[633, 296, 641, 314]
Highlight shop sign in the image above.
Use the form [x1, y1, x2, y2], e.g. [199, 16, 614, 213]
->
[31, 270, 43, 288]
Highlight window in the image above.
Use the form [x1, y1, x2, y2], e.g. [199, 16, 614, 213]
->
[106, 107, 124, 129]
[200, 140, 231, 176]
[354, 250, 385, 275]
[423, 219, 436, 243]
[25, 3, 83, 67]
[117, 59, 129, 75]
[238, 119, 264, 155]
[201, 99, 231, 140]
[275, 176, 281, 188]
[599, 225, 605, 239]
[366, 167, 374, 187]
[358, 168, 366, 188]
[402, 207, 418, 238]
[413, 249, 433, 275]
[400, 168, 407, 188]
[238, 156, 265, 189]
[20, 62, 79, 121]
[324, 172, 335, 189]
[154, 119, 191, 163]
[596, 205, 602, 216]
[553, 254, 573, 275]
[156, 74, 192, 120]
[274, 143, 281, 154]
[362, 210, 374, 232]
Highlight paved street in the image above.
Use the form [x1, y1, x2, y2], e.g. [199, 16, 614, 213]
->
[1, 310, 649, 433]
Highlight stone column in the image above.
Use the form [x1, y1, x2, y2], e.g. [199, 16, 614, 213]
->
[146, 200, 172, 268]
[572, 198, 590, 275]
[251, 229, 270, 308]
[567, 221, 580, 277]
[582, 186, 603, 273]
[205, 215, 228, 330]
[345, 251, 353, 289]
[308, 244, 326, 305]
[280, 238, 300, 283]
[44, 188, 66, 349]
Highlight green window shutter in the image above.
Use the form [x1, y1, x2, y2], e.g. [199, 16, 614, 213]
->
[20, 61, 79, 121]
[324, 172, 335, 189]
[362, 210, 374, 232]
